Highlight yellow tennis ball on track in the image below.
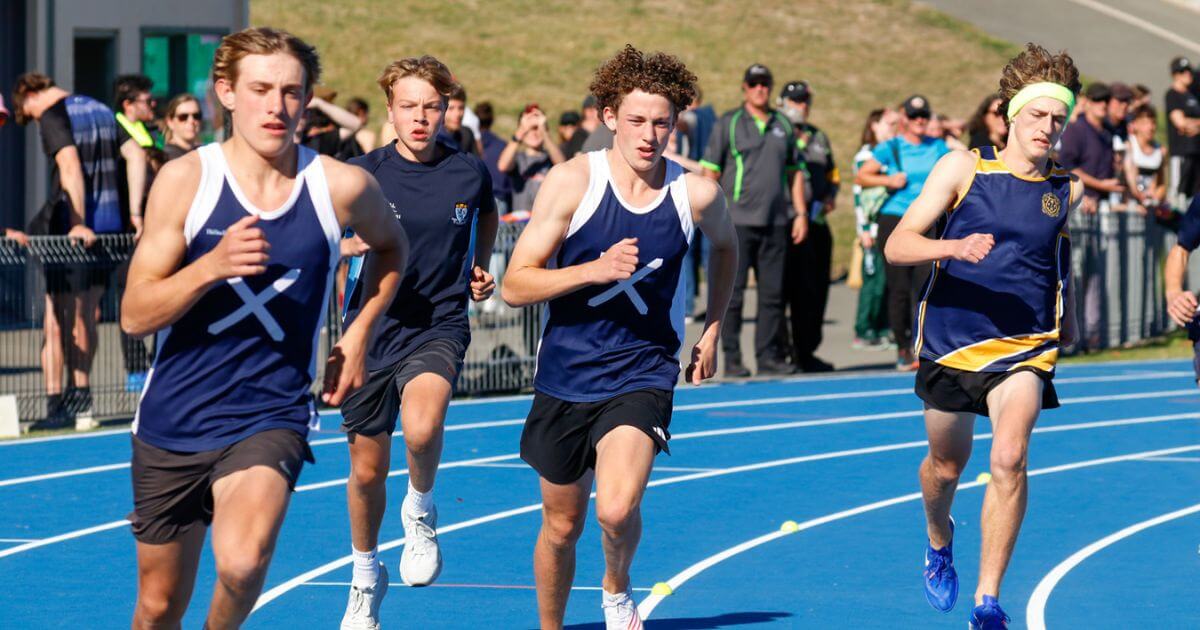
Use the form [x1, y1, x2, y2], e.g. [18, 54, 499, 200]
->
[976, 472, 992, 484]
[780, 520, 800, 532]
[651, 582, 673, 596]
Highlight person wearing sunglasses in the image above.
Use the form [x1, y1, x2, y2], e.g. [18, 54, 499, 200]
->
[856, 94, 952, 371]
[700, 63, 806, 377]
[162, 94, 203, 162]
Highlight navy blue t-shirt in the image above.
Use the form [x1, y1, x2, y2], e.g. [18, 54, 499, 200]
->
[344, 141, 495, 370]
[1177, 196, 1200, 251]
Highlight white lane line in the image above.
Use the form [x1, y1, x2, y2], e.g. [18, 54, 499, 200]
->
[294, 453, 521, 492]
[0, 519, 130, 559]
[637, 443, 1200, 618]
[10, 382, 1194, 490]
[1026, 502, 1200, 630]
[1137, 455, 1200, 463]
[249, 412, 1199, 613]
[2, 367, 1187, 449]
[306, 418, 527, 447]
[0, 427, 130, 446]
[0, 463, 131, 488]
[4, 408, 1197, 564]
[299, 581, 651, 592]
[460, 463, 720, 473]
[1063, 0, 1200, 55]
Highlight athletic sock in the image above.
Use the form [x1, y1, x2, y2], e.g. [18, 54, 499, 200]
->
[403, 481, 433, 516]
[602, 586, 630, 603]
[351, 545, 379, 589]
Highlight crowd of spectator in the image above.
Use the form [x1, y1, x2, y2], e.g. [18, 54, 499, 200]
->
[6, 52, 1200, 428]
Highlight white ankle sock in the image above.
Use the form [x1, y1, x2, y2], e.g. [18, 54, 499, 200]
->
[404, 481, 433, 515]
[602, 586, 630, 604]
[351, 546, 379, 588]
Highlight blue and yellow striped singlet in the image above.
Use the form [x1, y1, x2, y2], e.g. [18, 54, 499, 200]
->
[915, 146, 1072, 373]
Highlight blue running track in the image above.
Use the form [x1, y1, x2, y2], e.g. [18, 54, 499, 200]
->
[1, 359, 1197, 628]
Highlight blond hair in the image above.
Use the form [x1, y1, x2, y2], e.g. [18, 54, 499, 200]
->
[211, 27, 321, 93]
[377, 56, 458, 104]
[998, 43, 1081, 116]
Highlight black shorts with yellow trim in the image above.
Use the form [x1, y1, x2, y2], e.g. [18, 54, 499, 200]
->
[914, 360, 1059, 417]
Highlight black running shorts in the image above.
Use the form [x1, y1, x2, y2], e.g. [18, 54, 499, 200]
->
[520, 388, 672, 485]
[339, 337, 466, 436]
[128, 428, 313, 544]
[915, 360, 1059, 417]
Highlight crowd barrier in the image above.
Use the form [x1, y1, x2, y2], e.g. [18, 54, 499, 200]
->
[0, 222, 540, 426]
[0, 213, 1188, 427]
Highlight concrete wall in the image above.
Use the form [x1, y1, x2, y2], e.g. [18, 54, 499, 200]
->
[21, 0, 248, 223]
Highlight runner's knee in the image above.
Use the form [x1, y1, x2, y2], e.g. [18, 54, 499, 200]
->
[541, 506, 586, 548]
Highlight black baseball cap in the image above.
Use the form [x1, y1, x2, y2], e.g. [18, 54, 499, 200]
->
[902, 94, 931, 118]
[780, 80, 811, 103]
[1109, 82, 1133, 102]
[1171, 56, 1192, 74]
[1085, 82, 1111, 102]
[559, 111, 581, 126]
[582, 94, 597, 110]
[743, 64, 773, 86]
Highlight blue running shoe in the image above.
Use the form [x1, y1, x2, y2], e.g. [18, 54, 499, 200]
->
[969, 595, 1010, 629]
[923, 516, 958, 612]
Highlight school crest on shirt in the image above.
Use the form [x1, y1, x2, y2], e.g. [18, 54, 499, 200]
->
[1041, 192, 1061, 218]
[451, 202, 470, 225]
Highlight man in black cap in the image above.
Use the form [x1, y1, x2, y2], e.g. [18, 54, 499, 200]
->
[1166, 57, 1200, 210]
[778, 80, 836, 372]
[558, 110, 586, 159]
[701, 63, 806, 376]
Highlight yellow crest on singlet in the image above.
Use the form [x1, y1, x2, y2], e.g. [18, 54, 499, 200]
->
[1041, 192, 1061, 218]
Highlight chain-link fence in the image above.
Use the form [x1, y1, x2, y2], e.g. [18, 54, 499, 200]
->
[1, 222, 541, 426]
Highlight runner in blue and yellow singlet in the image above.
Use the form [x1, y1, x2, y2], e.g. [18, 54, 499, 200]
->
[883, 44, 1084, 629]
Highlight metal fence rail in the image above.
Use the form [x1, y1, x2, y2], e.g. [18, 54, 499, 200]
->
[0, 214, 1186, 427]
[0, 222, 541, 425]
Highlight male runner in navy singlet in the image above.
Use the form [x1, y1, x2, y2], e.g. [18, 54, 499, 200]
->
[122, 27, 407, 629]
[503, 45, 738, 630]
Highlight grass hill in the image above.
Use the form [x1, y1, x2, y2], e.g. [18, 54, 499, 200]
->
[252, 0, 1021, 272]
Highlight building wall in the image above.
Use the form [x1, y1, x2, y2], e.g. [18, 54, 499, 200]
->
[20, 0, 248, 225]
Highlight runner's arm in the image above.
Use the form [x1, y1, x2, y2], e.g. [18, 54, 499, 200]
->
[325, 157, 408, 345]
[501, 157, 626, 306]
[883, 150, 981, 266]
[121, 154, 231, 337]
[323, 157, 409, 405]
[689, 173, 737, 345]
[1062, 178, 1084, 346]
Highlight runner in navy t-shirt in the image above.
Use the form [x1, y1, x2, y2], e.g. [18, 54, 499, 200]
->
[338, 55, 497, 629]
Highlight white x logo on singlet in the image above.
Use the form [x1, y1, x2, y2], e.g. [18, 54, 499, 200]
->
[587, 258, 663, 315]
[207, 268, 301, 341]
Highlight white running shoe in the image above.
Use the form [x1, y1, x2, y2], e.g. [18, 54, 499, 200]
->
[602, 588, 643, 630]
[340, 561, 388, 630]
[399, 504, 442, 586]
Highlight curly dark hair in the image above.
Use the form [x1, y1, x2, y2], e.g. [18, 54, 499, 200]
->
[997, 43, 1081, 116]
[588, 44, 697, 116]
